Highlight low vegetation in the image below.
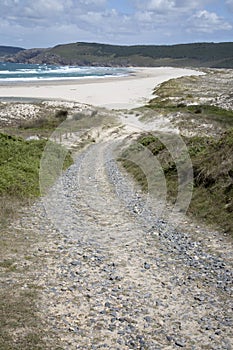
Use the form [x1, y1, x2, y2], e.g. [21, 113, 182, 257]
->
[0, 285, 46, 349]
[143, 71, 233, 138]
[3, 42, 233, 68]
[17, 109, 68, 136]
[120, 129, 233, 234]
[0, 133, 72, 211]
[148, 101, 233, 129]
[0, 121, 72, 349]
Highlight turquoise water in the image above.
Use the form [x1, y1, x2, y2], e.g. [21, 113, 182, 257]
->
[0, 63, 130, 82]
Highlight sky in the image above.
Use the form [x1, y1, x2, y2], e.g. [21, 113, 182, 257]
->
[0, 0, 233, 48]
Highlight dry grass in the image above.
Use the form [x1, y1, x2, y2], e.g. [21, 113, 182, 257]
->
[0, 124, 73, 349]
[0, 195, 29, 229]
[120, 130, 233, 234]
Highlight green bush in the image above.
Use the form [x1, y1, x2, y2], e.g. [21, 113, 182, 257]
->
[0, 133, 72, 198]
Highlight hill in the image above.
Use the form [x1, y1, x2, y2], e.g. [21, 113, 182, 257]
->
[3, 42, 233, 68]
[0, 45, 24, 59]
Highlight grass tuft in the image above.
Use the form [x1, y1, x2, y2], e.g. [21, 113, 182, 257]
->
[0, 132, 73, 229]
[120, 129, 233, 234]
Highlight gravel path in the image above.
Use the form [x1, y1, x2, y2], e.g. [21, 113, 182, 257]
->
[16, 137, 232, 349]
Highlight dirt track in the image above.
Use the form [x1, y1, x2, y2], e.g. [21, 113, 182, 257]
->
[10, 112, 232, 349]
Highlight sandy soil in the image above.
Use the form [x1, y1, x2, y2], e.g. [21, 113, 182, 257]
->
[0, 67, 203, 109]
[1, 67, 232, 350]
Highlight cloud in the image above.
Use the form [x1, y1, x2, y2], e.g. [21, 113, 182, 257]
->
[23, 0, 66, 19]
[0, 0, 232, 47]
[132, 0, 212, 13]
[226, 0, 233, 12]
[132, 0, 175, 13]
[79, 0, 106, 5]
[135, 11, 154, 23]
[1, 0, 67, 24]
[188, 10, 232, 33]
[145, 0, 175, 12]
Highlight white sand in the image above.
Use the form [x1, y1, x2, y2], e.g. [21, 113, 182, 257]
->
[0, 67, 203, 109]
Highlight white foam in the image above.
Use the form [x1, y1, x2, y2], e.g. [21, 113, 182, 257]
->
[0, 63, 131, 81]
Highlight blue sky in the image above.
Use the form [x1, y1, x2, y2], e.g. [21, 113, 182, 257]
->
[0, 0, 232, 48]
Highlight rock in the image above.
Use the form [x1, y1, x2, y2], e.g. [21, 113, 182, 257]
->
[144, 262, 151, 270]
[26, 135, 40, 141]
[175, 339, 186, 347]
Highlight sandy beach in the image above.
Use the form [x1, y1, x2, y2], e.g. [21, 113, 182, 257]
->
[0, 67, 203, 109]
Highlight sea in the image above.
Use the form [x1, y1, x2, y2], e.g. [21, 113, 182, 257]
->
[0, 62, 131, 82]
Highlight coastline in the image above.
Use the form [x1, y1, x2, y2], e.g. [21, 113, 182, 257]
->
[0, 67, 203, 109]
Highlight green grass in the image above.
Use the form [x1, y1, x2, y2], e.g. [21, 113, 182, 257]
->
[120, 129, 233, 234]
[0, 132, 73, 228]
[0, 133, 72, 198]
[189, 129, 233, 232]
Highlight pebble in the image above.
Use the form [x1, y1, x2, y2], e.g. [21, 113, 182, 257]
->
[10, 135, 233, 350]
[175, 340, 186, 347]
[144, 262, 151, 270]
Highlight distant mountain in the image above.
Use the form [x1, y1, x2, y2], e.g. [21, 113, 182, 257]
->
[0, 45, 25, 59]
[2, 42, 233, 68]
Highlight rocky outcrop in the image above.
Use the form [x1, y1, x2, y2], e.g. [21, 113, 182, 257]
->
[5, 48, 47, 63]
